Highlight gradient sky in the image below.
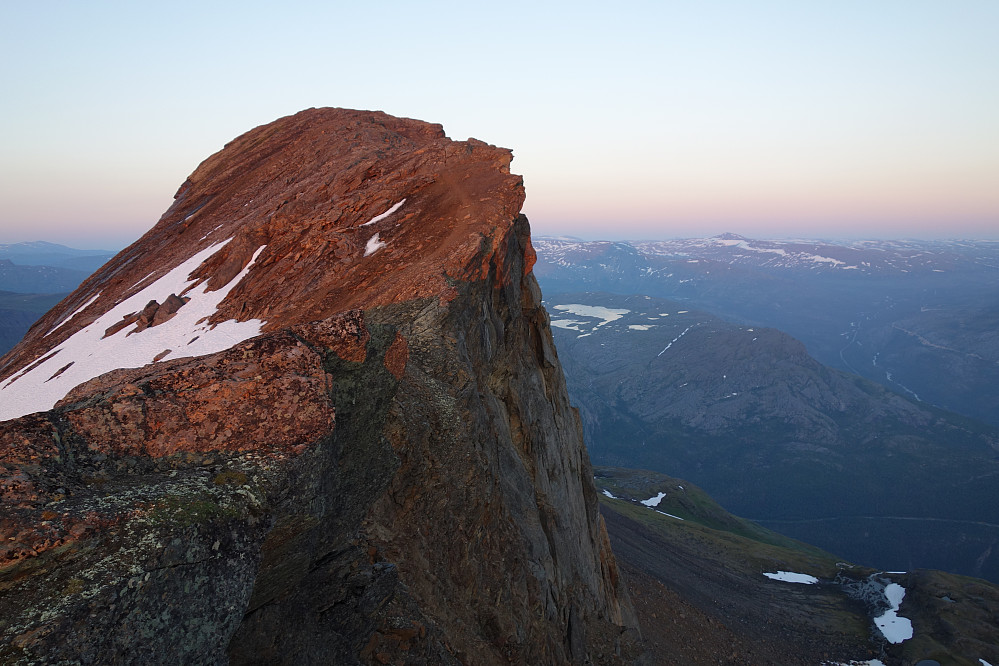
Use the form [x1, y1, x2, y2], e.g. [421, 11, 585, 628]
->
[1, 1, 997, 248]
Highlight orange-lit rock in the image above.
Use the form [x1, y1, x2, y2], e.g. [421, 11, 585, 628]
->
[0, 109, 638, 665]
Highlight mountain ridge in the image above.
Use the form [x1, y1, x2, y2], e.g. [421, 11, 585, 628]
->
[0, 109, 639, 664]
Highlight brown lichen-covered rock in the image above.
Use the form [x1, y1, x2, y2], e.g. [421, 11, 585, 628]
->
[0, 109, 639, 664]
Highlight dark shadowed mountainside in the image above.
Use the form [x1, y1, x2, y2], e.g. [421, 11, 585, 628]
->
[0, 291, 67, 357]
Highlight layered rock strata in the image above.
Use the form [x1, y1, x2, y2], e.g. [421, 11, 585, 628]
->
[0, 109, 639, 664]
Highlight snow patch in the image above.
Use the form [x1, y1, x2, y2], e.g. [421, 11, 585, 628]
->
[552, 304, 630, 327]
[550, 319, 586, 331]
[0, 241, 267, 422]
[873, 583, 912, 644]
[602, 489, 617, 499]
[628, 324, 653, 331]
[361, 199, 406, 226]
[364, 233, 387, 256]
[763, 571, 818, 584]
[801, 252, 845, 266]
[641, 492, 667, 507]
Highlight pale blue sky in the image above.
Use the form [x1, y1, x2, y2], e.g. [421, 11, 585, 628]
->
[1, 1, 997, 248]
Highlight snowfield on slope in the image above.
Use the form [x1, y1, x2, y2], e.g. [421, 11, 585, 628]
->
[640, 492, 667, 507]
[763, 571, 819, 584]
[873, 583, 912, 644]
[0, 240, 266, 421]
[551, 304, 630, 326]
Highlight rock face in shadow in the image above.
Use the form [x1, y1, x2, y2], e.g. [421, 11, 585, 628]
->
[0, 109, 639, 664]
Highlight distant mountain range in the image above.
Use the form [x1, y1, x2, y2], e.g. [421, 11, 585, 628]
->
[0, 240, 115, 273]
[542, 291, 999, 583]
[534, 235, 999, 428]
[0, 242, 115, 357]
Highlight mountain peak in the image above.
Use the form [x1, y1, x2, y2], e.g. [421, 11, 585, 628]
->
[0, 109, 638, 663]
[713, 232, 750, 241]
[0, 108, 529, 419]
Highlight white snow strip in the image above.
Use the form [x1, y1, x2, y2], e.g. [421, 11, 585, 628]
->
[655, 510, 684, 520]
[874, 583, 912, 644]
[749, 245, 787, 257]
[980, 659, 993, 666]
[199, 223, 224, 241]
[641, 492, 667, 507]
[763, 571, 819, 584]
[801, 252, 845, 266]
[552, 304, 630, 327]
[129, 271, 156, 290]
[361, 199, 406, 226]
[602, 489, 617, 499]
[0, 241, 267, 422]
[628, 324, 653, 331]
[364, 233, 387, 257]
[46, 292, 101, 336]
[657, 326, 693, 357]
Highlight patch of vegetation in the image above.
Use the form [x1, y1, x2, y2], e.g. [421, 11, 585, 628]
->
[603, 492, 845, 579]
[148, 494, 241, 528]
[61, 578, 85, 596]
[594, 466, 847, 577]
[213, 470, 249, 486]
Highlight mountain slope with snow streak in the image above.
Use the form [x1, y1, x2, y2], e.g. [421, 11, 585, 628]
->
[0, 109, 639, 665]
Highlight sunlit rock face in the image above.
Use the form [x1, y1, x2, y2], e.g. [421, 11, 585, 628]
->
[0, 108, 639, 665]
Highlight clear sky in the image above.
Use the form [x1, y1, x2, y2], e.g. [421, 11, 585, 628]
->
[1, 1, 997, 248]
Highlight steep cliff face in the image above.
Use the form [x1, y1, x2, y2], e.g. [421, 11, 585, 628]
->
[0, 109, 638, 664]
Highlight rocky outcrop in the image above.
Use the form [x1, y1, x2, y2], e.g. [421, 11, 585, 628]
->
[0, 109, 639, 664]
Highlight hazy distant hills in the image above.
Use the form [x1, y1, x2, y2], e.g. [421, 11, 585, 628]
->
[0, 240, 115, 273]
[0, 241, 114, 293]
[0, 242, 114, 356]
[534, 235, 999, 427]
[543, 292, 999, 582]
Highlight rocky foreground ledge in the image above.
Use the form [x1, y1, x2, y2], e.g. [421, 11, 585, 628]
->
[0, 109, 640, 664]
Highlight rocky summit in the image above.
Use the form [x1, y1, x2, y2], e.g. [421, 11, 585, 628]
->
[0, 109, 640, 664]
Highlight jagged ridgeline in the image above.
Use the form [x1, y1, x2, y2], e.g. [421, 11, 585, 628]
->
[0, 109, 641, 664]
